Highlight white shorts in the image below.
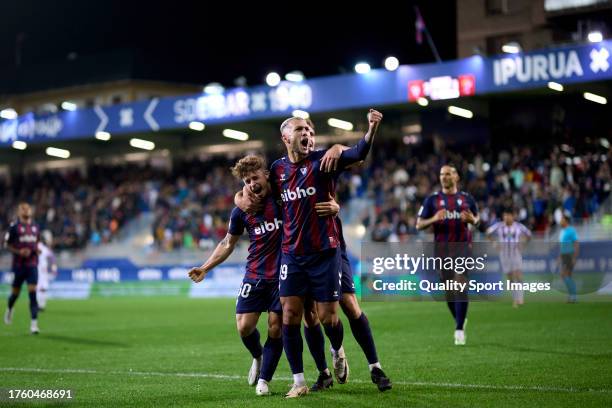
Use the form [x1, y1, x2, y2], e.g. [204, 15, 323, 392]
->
[37, 271, 49, 290]
[500, 255, 522, 274]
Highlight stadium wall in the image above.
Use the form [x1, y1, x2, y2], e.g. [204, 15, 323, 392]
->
[2, 242, 611, 299]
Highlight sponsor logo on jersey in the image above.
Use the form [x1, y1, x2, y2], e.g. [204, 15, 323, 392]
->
[280, 186, 317, 202]
[254, 218, 283, 235]
[444, 210, 462, 220]
[19, 234, 38, 243]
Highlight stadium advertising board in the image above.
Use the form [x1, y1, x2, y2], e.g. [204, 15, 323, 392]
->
[2, 243, 611, 299]
[1, 41, 610, 145]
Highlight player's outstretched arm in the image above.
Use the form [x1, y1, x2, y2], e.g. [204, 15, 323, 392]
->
[188, 234, 240, 283]
[320, 144, 349, 172]
[364, 108, 382, 144]
[320, 144, 366, 173]
[336, 109, 382, 169]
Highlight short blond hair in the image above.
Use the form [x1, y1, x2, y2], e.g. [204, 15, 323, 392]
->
[279, 117, 315, 136]
[280, 117, 300, 135]
[230, 155, 267, 179]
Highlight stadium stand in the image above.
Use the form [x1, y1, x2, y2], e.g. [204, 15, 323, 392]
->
[1, 137, 609, 251]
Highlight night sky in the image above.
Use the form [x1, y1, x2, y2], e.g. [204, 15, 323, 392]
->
[1, 0, 457, 89]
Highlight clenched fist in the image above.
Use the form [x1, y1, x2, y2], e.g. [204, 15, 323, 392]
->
[367, 109, 383, 130]
[188, 267, 207, 283]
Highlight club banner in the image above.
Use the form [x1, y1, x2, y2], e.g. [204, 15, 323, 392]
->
[2, 41, 610, 145]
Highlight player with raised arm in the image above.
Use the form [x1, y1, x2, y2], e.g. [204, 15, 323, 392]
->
[302, 142, 391, 392]
[238, 109, 381, 398]
[486, 208, 531, 307]
[416, 164, 479, 345]
[4, 203, 41, 334]
[188, 155, 339, 396]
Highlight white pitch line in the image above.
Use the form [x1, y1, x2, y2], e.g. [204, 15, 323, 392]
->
[1, 367, 610, 394]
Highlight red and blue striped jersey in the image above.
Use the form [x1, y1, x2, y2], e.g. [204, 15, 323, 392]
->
[418, 191, 478, 243]
[270, 150, 340, 255]
[270, 139, 371, 255]
[5, 221, 40, 268]
[228, 194, 282, 280]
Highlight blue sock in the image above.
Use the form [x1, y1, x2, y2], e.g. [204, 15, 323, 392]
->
[304, 324, 328, 372]
[259, 336, 283, 382]
[323, 320, 344, 352]
[454, 301, 468, 330]
[28, 291, 38, 320]
[563, 277, 577, 299]
[349, 313, 379, 364]
[8, 293, 18, 309]
[241, 328, 262, 359]
[282, 324, 304, 374]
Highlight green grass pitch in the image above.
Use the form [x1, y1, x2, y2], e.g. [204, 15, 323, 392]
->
[1, 297, 611, 407]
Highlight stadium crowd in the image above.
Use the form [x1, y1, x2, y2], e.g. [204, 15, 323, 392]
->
[1, 138, 609, 250]
[1, 165, 156, 250]
[0, 157, 242, 251]
[356, 139, 611, 242]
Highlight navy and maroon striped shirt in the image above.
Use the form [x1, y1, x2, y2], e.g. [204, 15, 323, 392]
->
[228, 194, 282, 280]
[5, 221, 40, 268]
[418, 191, 478, 243]
[270, 139, 370, 255]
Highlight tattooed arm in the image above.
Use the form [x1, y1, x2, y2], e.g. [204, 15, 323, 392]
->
[188, 233, 241, 283]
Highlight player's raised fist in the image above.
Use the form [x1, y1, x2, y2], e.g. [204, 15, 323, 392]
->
[188, 267, 207, 283]
[367, 109, 383, 128]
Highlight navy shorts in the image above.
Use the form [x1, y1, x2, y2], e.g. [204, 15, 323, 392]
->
[279, 248, 342, 302]
[12, 266, 38, 288]
[340, 248, 355, 294]
[236, 278, 282, 314]
[561, 254, 575, 272]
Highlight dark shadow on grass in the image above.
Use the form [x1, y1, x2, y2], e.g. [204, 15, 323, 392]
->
[479, 342, 612, 359]
[36, 334, 129, 348]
